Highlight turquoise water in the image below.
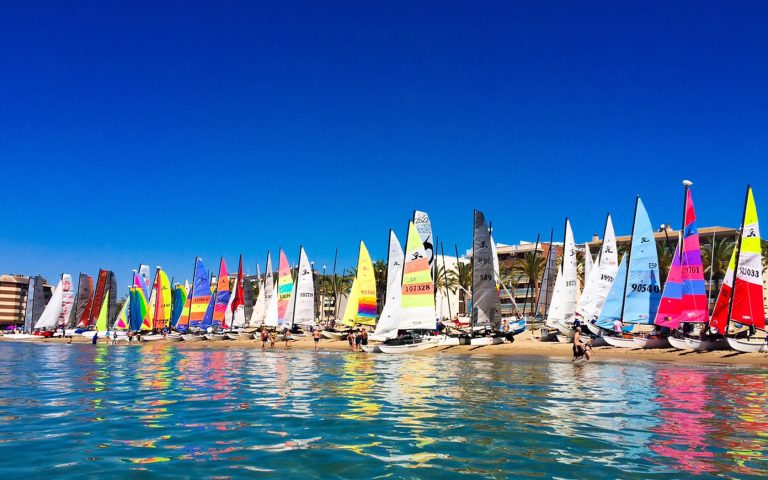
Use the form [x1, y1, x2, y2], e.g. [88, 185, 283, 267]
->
[0, 343, 766, 479]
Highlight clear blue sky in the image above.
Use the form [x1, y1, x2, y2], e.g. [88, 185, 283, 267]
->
[1, 1, 767, 286]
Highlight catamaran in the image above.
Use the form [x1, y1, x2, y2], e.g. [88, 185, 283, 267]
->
[576, 214, 619, 331]
[544, 218, 579, 339]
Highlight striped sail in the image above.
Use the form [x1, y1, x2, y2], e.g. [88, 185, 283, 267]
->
[113, 295, 129, 330]
[228, 255, 246, 329]
[596, 255, 628, 329]
[152, 269, 172, 329]
[129, 287, 148, 331]
[171, 284, 187, 328]
[654, 244, 682, 327]
[277, 249, 293, 328]
[709, 248, 736, 334]
[623, 197, 661, 324]
[373, 230, 404, 340]
[679, 189, 708, 324]
[212, 258, 230, 329]
[575, 215, 618, 322]
[95, 290, 110, 332]
[264, 254, 278, 327]
[711, 186, 765, 333]
[546, 219, 579, 328]
[399, 221, 435, 330]
[356, 241, 377, 325]
[188, 258, 213, 330]
[472, 210, 500, 329]
[292, 247, 315, 327]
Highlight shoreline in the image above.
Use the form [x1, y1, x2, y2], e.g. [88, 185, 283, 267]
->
[4, 331, 768, 366]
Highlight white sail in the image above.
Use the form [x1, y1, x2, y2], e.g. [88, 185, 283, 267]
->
[373, 230, 405, 340]
[584, 243, 594, 281]
[249, 278, 265, 327]
[224, 281, 236, 327]
[546, 220, 579, 328]
[292, 247, 316, 327]
[575, 215, 619, 322]
[265, 283, 279, 327]
[60, 274, 74, 329]
[413, 210, 435, 274]
[34, 278, 64, 330]
[472, 210, 500, 329]
[535, 242, 557, 317]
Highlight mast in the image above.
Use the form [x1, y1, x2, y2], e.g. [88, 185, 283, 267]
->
[384, 231, 392, 315]
[186, 257, 199, 324]
[522, 233, 540, 316]
[725, 185, 751, 335]
[290, 246, 302, 328]
[331, 247, 338, 320]
[619, 198, 639, 322]
[534, 229, 554, 317]
[706, 231, 717, 311]
[153, 267, 161, 330]
[471, 210, 477, 328]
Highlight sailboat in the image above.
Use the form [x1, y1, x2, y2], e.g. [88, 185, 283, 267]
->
[379, 221, 439, 353]
[594, 197, 662, 348]
[33, 274, 74, 336]
[178, 257, 213, 341]
[367, 230, 405, 349]
[142, 267, 172, 341]
[283, 246, 316, 337]
[655, 185, 714, 350]
[464, 210, 503, 345]
[248, 263, 266, 330]
[277, 249, 294, 332]
[22, 275, 45, 335]
[544, 218, 579, 338]
[576, 215, 619, 327]
[208, 257, 231, 338]
[534, 232, 557, 320]
[341, 241, 377, 329]
[225, 255, 247, 339]
[711, 186, 767, 352]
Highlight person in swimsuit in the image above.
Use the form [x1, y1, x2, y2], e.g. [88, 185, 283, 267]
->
[269, 331, 277, 349]
[284, 328, 293, 348]
[361, 328, 368, 348]
[313, 328, 321, 350]
[347, 331, 355, 351]
[572, 327, 592, 361]
[260, 327, 269, 350]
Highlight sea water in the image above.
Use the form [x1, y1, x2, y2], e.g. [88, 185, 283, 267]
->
[0, 342, 766, 479]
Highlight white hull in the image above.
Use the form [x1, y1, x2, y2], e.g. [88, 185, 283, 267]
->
[667, 336, 689, 350]
[80, 331, 108, 338]
[633, 337, 670, 349]
[141, 334, 165, 342]
[166, 334, 183, 342]
[204, 334, 226, 341]
[686, 337, 730, 351]
[181, 334, 204, 342]
[603, 336, 638, 348]
[727, 337, 768, 353]
[1, 333, 42, 341]
[470, 336, 504, 346]
[589, 337, 608, 347]
[536, 328, 559, 342]
[556, 334, 572, 344]
[238, 332, 255, 340]
[361, 344, 381, 353]
[585, 322, 603, 335]
[322, 331, 346, 340]
[225, 333, 240, 340]
[438, 335, 461, 346]
[379, 338, 439, 354]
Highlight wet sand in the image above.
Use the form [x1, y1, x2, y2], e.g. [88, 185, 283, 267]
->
[5, 331, 768, 366]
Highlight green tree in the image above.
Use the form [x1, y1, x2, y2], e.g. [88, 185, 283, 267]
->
[702, 236, 735, 295]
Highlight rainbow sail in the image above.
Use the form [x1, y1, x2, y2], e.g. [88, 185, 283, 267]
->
[679, 189, 709, 324]
[212, 258, 230, 329]
[114, 293, 129, 330]
[399, 221, 435, 330]
[711, 186, 765, 334]
[171, 283, 188, 328]
[129, 286, 148, 331]
[356, 241, 377, 325]
[277, 249, 293, 328]
[228, 255, 246, 329]
[188, 258, 213, 330]
[151, 268, 172, 330]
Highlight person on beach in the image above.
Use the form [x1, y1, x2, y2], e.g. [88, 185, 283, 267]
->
[354, 330, 362, 351]
[92, 332, 98, 344]
[347, 331, 355, 351]
[112, 331, 118, 345]
[612, 318, 623, 336]
[284, 328, 293, 348]
[269, 330, 277, 349]
[313, 328, 321, 350]
[361, 328, 368, 348]
[573, 327, 592, 361]
[260, 328, 269, 350]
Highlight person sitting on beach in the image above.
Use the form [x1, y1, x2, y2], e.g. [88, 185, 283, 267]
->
[313, 328, 321, 350]
[573, 327, 592, 362]
[347, 331, 355, 351]
[284, 328, 293, 348]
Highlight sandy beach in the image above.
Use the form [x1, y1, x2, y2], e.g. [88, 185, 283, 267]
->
[6, 331, 768, 366]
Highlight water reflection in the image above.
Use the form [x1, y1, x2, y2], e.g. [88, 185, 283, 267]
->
[0, 343, 766, 478]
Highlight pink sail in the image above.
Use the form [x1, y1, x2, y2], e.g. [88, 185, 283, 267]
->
[678, 189, 708, 324]
[654, 245, 682, 327]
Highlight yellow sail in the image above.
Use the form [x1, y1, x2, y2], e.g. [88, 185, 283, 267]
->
[342, 277, 360, 327]
[156, 269, 172, 329]
[95, 290, 109, 331]
[355, 241, 377, 326]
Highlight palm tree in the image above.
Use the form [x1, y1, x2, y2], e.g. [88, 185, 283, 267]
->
[372, 259, 387, 313]
[450, 260, 472, 315]
[656, 239, 675, 285]
[509, 252, 545, 313]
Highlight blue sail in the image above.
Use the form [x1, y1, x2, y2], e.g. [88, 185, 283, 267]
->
[622, 197, 661, 324]
[596, 255, 627, 329]
[199, 295, 215, 330]
[128, 289, 144, 331]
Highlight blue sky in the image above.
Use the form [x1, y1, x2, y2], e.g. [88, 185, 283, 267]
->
[1, 1, 767, 286]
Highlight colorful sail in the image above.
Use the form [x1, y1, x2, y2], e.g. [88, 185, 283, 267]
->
[711, 186, 765, 334]
[596, 255, 628, 329]
[472, 210, 501, 329]
[94, 290, 110, 332]
[709, 249, 736, 334]
[113, 294, 129, 330]
[88, 270, 109, 328]
[152, 269, 172, 329]
[58, 274, 74, 330]
[679, 189, 709, 323]
[171, 283, 187, 328]
[226, 255, 246, 329]
[264, 254, 278, 328]
[576, 215, 619, 322]
[342, 276, 361, 327]
[373, 230, 404, 340]
[654, 243, 683, 327]
[399, 221, 436, 330]
[138, 264, 151, 300]
[188, 258, 213, 330]
[212, 258, 230, 329]
[623, 197, 661, 324]
[356, 241, 377, 326]
[277, 249, 293, 328]
[128, 287, 148, 331]
[546, 219, 579, 328]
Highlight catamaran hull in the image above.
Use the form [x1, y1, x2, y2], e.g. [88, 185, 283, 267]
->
[603, 336, 638, 348]
[589, 336, 607, 347]
[556, 334, 572, 344]
[166, 334, 183, 342]
[204, 334, 226, 341]
[633, 337, 671, 349]
[585, 322, 604, 336]
[727, 337, 768, 353]
[536, 328, 559, 342]
[322, 331, 346, 340]
[686, 337, 730, 351]
[1, 334, 43, 341]
[225, 333, 240, 340]
[140, 335, 165, 342]
[438, 335, 461, 346]
[361, 344, 381, 353]
[667, 336, 690, 350]
[181, 334, 204, 342]
[470, 336, 505, 346]
[379, 338, 439, 354]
